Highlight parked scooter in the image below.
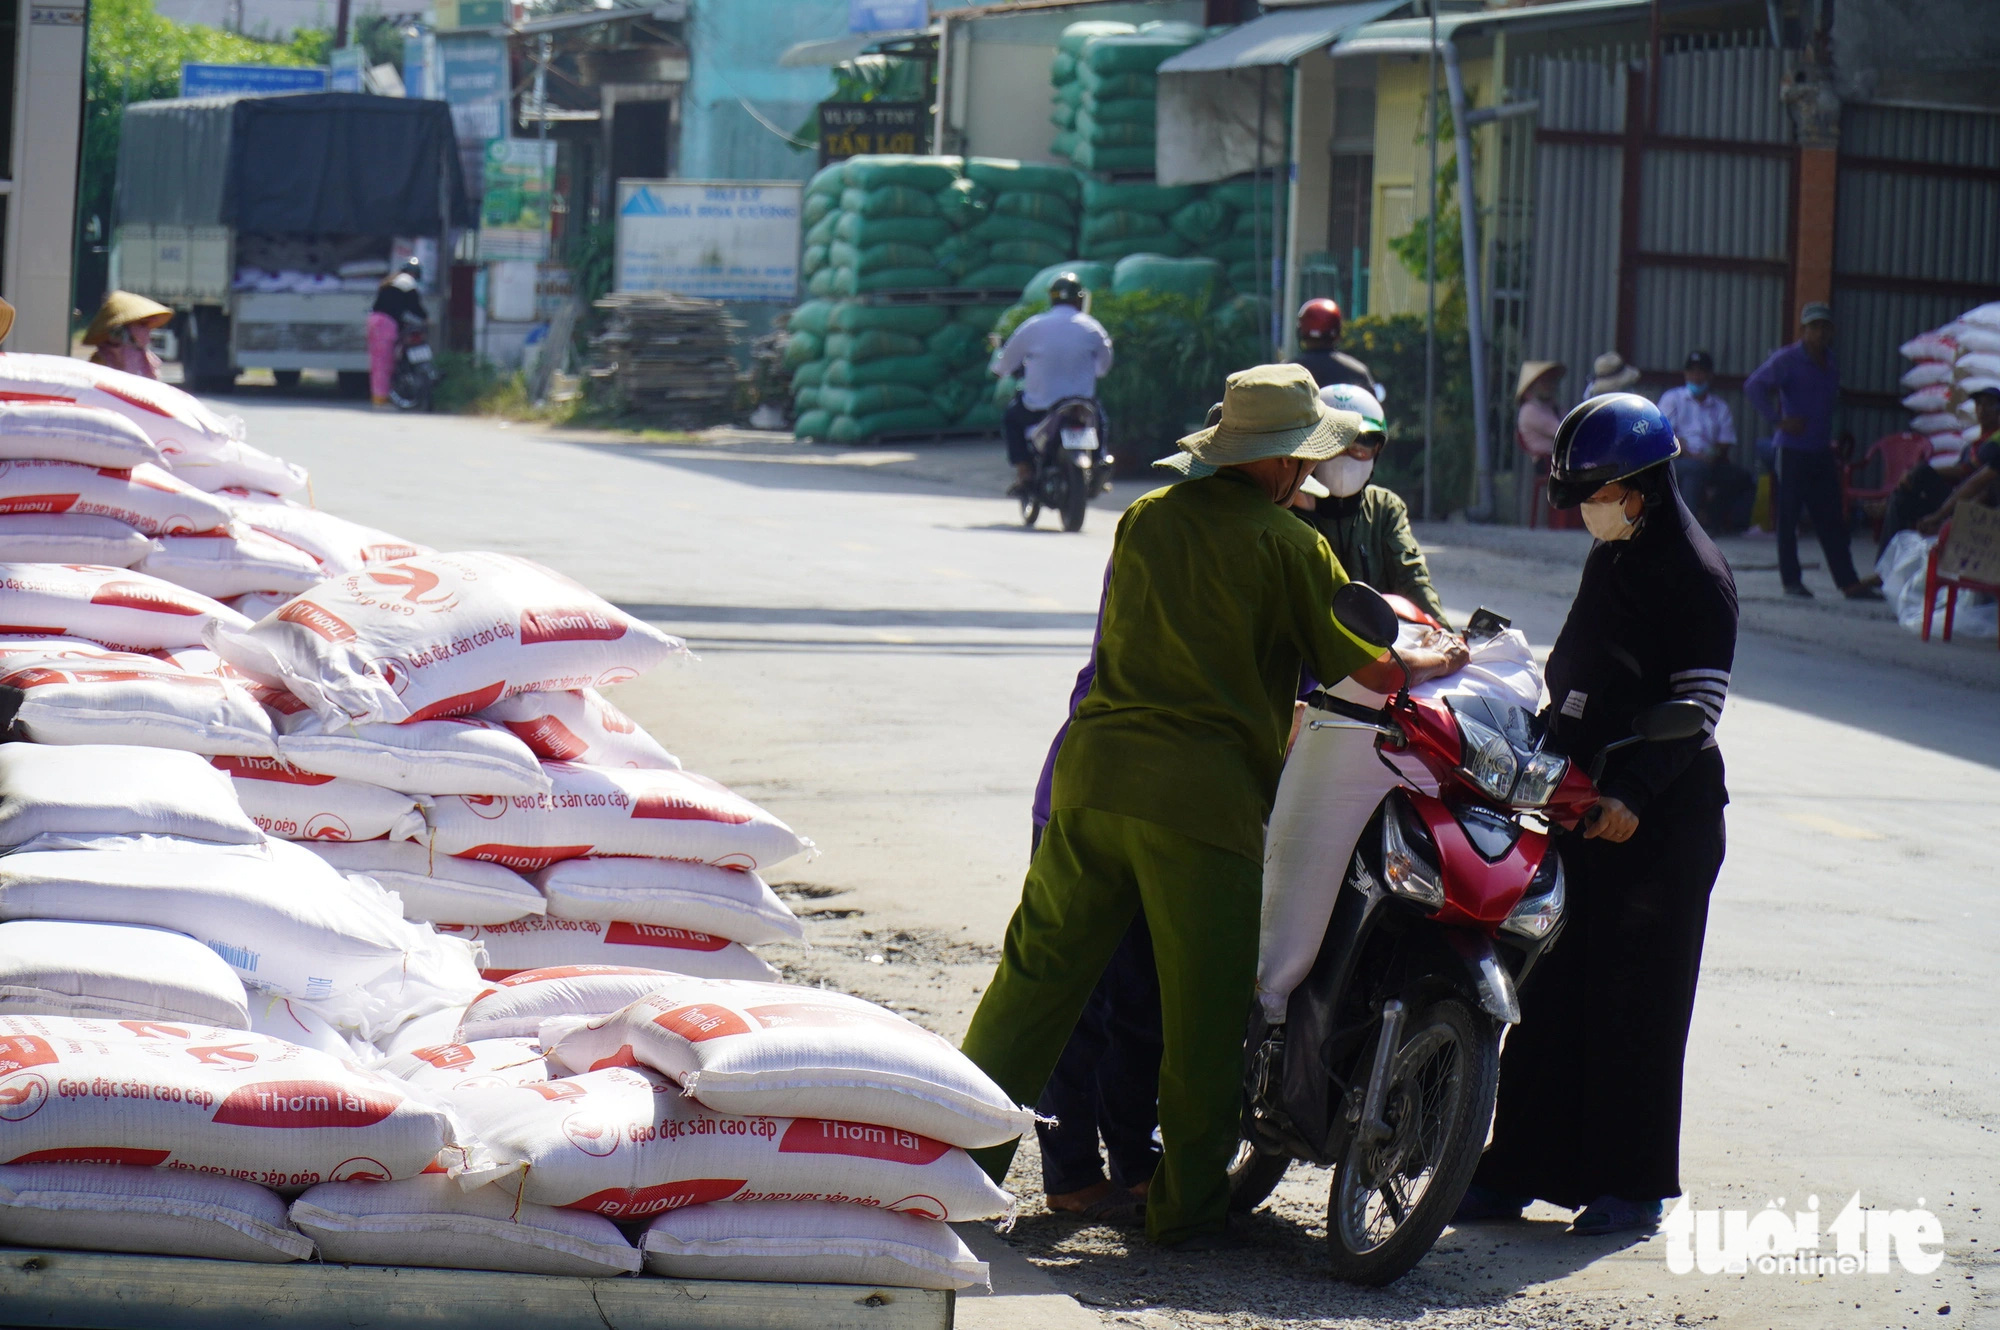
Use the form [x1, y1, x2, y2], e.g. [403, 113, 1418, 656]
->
[1229, 583, 1707, 1285]
[1020, 396, 1112, 532]
[389, 313, 438, 413]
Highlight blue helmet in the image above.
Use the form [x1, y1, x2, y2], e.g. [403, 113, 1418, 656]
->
[1548, 392, 1681, 508]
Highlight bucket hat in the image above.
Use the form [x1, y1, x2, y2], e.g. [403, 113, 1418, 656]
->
[1154, 363, 1361, 478]
[83, 291, 173, 347]
[1587, 351, 1641, 396]
[1515, 360, 1563, 402]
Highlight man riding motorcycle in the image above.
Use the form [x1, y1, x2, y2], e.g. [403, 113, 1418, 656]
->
[990, 273, 1114, 498]
[1292, 299, 1377, 397]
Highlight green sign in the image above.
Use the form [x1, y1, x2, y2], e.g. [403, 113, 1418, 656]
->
[480, 139, 556, 261]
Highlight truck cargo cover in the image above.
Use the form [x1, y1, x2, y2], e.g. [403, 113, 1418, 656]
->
[117, 93, 471, 235]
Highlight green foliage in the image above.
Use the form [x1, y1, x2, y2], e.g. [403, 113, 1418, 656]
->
[1343, 313, 1472, 515]
[792, 55, 932, 149]
[1385, 90, 1472, 331]
[996, 290, 1268, 465]
[83, 0, 322, 232]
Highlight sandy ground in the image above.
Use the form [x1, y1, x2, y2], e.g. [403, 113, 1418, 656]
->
[217, 389, 1997, 1330]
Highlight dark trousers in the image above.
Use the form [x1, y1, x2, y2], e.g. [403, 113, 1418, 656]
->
[1776, 446, 1860, 589]
[1879, 467, 1956, 556]
[1034, 913, 1164, 1196]
[1473, 767, 1727, 1208]
[1003, 396, 1048, 467]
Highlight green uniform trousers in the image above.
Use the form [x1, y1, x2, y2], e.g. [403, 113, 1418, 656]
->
[960, 806, 1261, 1245]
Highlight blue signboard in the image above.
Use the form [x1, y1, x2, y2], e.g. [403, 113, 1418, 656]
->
[180, 63, 329, 98]
[849, 0, 926, 34]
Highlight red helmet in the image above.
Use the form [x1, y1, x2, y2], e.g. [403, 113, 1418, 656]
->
[1297, 298, 1343, 343]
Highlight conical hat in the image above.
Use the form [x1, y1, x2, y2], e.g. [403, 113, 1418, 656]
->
[82, 291, 174, 347]
[1515, 360, 1564, 402]
[0, 298, 13, 344]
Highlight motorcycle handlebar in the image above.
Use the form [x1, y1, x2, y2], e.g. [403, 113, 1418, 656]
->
[1303, 690, 1392, 726]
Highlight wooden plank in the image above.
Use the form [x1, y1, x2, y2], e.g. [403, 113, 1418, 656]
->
[0, 1247, 952, 1330]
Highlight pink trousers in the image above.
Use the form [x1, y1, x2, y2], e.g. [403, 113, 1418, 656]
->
[367, 312, 398, 400]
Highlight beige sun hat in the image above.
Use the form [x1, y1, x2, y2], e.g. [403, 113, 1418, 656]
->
[1587, 351, 1641, 395]
[1154, 363, 1362, 478]
[1515, 359, 1563, 402]
[82, 291, 174, 347]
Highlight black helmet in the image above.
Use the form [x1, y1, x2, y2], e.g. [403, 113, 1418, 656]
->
[1048, 273, 1085, 305]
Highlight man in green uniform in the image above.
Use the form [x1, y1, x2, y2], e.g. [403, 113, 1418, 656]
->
[960, 364, 1393, 1249]
[1290, 383, 1448, 624]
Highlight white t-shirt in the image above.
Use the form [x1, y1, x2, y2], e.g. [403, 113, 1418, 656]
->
[1658, 384, 1737, 459]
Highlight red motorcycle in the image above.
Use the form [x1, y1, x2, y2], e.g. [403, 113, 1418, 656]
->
[1229, 583, 1705, 1284]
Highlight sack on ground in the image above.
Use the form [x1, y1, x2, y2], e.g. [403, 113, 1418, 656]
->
[0, 919, 249, 1026]
[457, 964, 686, 1041]
[215, 755, 425, 843]
[451, 1064, 1013, 1222]
[540, 977, 1033, 1149]
[291, 1175, 638, 1276]
[0, 403, 164, 468]
[383, 1037, 550, 1093]
[0, 637, 275, 755]
[641, 1200, 989, 1291]
[245, 993, 371, 1062]
[0, 513, 157, 566]
[222, 492, 429, 576]
[304, 839, 544, 926]
[440, 917, 776, 983]
[166, 436, 308, 497]
[0, 562, 249, 651]
[273, 708, 552, 798]
[415, 762, 812, 874]
[479, 688, 678, 769]
[0, 1163, 313, 1263]
[0, 459, 233, 535]
[535, 858, 800, 944]
[0, 354, 242, 461]
[136, 525, 326, 599]
[0, 743, 263, 847]
[207, 552, 687, 726]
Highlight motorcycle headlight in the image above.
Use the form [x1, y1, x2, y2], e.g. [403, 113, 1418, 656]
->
[1501, 853, 1565, 940]
[1511, 750, 1570, 809]
[1454, 710, 1518, 804]
[1381, 797, 1445, 911]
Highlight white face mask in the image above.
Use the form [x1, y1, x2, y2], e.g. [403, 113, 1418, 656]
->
[1317, 454, 1375, 498]
[1581, 497, 1640, 541]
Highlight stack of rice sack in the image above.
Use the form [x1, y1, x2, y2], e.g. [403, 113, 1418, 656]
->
[1900, 302, 2000, 462]
[1208, 176, 1290, 296]
[1050, 22, 1202, 175]
[377, 968, 1022, 1288]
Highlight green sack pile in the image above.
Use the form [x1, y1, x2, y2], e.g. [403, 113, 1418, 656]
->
[1048, 20, 1202, 175]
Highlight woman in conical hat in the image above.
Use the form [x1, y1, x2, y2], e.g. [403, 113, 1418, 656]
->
[83, 291, 174, 380]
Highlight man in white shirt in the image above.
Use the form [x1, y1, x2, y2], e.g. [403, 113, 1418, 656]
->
[1657, 350, 1741, 528]
[991, 273, 1114, 496]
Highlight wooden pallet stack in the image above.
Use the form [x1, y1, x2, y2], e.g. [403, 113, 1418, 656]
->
[587, 293, 743, 426]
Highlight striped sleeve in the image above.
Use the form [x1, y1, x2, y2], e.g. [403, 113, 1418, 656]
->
[1669, 666, 1730, 741]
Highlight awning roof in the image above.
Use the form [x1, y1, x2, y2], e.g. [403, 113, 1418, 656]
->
[1156, 0, 1401, 73]
[1333, 0, 1651, 55]
[778, 27, 933, 67]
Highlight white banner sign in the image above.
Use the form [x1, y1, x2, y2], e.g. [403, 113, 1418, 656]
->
[614, 180, 801, 303]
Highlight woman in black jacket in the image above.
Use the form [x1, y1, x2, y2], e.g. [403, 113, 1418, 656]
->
[1459, 393, 1739, 1236]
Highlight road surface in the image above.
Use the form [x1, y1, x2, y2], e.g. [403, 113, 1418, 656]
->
[221, 392, 1998, 1330]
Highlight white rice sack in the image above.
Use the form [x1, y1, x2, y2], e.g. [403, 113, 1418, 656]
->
[0, 1015, 455, 1186]
[451, 1065, 1013, 1222]
[0, 637, 276, 755]
[206, 552, 687, 725]
[167, 437, 308, 497]
[541, 977, 1034, 1150]
[457, 965, 682, 1041]
[0, 743, 263, 847]
[535, 858, 801, 945]
[1959, 375, 2000, 397]
[304, 839, 545, 926]
[0, 1164, 313, 1263]
[442, 918, 776, 983]
[1900, 361, 1954, 390]
[0, 919, 249, 1026]
[223, 491, 429, 575]
[0, 562, 249, 650]
[228, 590, 295, 619]
[213, 756, 425, 844]
[1957, 351, 2000, 378]
[1956, 325, 2000, 355]
[1900, 330, 1957, 361]
[0, 402, 164, 468]
[0, 353, 242, 460]
[0, 459, 232, 535]
[375, 1006, 469, 1060]
[1911, 411, 1963, 434]
[416, 763, 812, 874]
[291, 1175, 637, 1276]
[1960, 301, 2000, 330]
[0, 834, 482, 1041]
[273, 708, 551, 797]
[381, 1037, 549, 1092]
[480, 689, 680, 769]
[0, 513, 158, 566]
[244, 993, 372, 1062]
[642, 1201, 989, 1291]
[136, 524, 326, 599]
[1902, 384, 1952, 413]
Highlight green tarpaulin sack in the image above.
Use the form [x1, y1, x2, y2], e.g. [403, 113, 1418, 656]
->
[1070, 142, 1157, 174]
[1079, 33, 1194, 76]
[1052, 50, 1078, 81]
[827, 329, 928, 363]
[825, 353, 950, 388]
[1051, 130, 1080, 160]
[831, 405, 949, 442]
[968, 215, 1074, 251]
[794, 409, 832, 440]
[806, 162, 846, 198]
[805, 213, 841, 248]
[935, 178, 995, 228]
[808, 268, 838, 298]
[789, 300, 836, 336]
[1058, 20, 1136, 57]
[840, 186, 940, 219]
[1212, 179, 1289, 214]
[957, 302, 1011, 328]
[1113, 253, 1224, 310]
[1209, 235, 1263, 264]
[1168, 196, 1232, 244]
[1075, 68, 1158, 99]
[840, 242, 940, 275]
[1211, 293, 1268, 341]
[1081, 179, 1196, 214]
[1051, 102, 1079, 130]
[1080, 95, 1156, 126]
[1021, 260, 1112, 301]
[792, 385, 821, 413]
[1081, 209, 1168, 246]
[831, 303, 949, 336]
[783, 330, 823, 368]
[818, 383, 934, 417]
[1137, 19, 1205, 40]
[790, 358, 829, 388]
[965, 158, 1081, 202]
[1227, 260, 1262, 290]
[962, 263, 1045, 291]
[841, 155, 960, 194]
[931, 376, 981, 421]
[801, 245, 830, 278]
[989, 239, 1071, 269]
[1081, 233, 1189, 261]
[993, 192, 1079, 228]
[927, 321, 987, 367]
[957, 400, 1005, 432]
[833, 213, 952, 248]
[1075, 116, 1157, 149]
[803, 193, 837, 227]
[832, 267, 957, 295]
[936, 233, 991, 278]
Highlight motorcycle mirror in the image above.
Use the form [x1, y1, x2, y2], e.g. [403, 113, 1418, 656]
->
[1332, 581, 1400, 652]
[1632, 699, 1708, 743]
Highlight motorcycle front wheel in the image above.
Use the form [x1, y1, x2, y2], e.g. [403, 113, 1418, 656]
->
[1326, 996, 1498, 1286]
[1226, 1138, 1290, 1214]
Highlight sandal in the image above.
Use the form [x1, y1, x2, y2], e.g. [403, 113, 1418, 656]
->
[1055, 1187, 1146, 1227]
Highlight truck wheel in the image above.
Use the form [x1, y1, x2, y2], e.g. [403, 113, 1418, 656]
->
[273, 370, 302, 390]
[337, 371, 371, 399]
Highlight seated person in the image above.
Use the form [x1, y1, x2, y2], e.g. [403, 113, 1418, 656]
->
[1912, 385, 2000, 541]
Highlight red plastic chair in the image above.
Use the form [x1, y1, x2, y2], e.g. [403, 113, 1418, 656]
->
[1920, 518, 2000, 648]
[1845, 432, 1935, 540]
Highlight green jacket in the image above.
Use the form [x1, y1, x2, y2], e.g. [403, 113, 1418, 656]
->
[1050, 469, 1381, 862]
[1296, 485, 1447, 625]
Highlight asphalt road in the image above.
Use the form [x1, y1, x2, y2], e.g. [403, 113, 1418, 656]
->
[218, 391, 1999, 1330]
